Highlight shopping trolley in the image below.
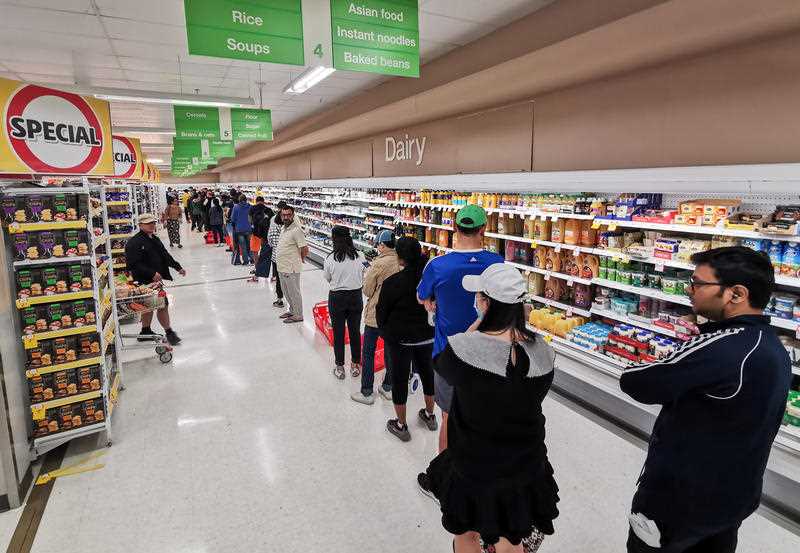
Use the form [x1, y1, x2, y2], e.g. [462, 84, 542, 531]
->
[115, 282, 174, 363]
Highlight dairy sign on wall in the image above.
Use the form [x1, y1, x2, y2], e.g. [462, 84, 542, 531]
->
[112, 135, 144, 179]
[0, 77, 114, 175]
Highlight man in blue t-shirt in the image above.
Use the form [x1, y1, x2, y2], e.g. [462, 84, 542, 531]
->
[416, 204, 503, 499]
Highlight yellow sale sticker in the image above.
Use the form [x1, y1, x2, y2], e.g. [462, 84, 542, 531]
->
[31, 403, 45, 421]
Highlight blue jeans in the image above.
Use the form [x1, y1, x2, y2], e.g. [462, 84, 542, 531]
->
[361, 325, 392, 396]
[255, 243, 272, 277]
[232, 232, 252, 264]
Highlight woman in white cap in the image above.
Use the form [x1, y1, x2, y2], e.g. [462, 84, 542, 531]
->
[424, 263, 559, 553]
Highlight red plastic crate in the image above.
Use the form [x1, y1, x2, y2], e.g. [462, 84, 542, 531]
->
[312, 301, 385, 371]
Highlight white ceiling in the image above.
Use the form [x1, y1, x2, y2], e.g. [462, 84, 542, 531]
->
[0, 0, 555, 168]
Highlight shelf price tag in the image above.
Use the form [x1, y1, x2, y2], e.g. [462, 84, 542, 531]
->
[566, 308, 574, 317]
[543, 334, 553, 344]
[796, 325, 800, 340]
[573, 249, 581, 257]
[23, 335, 38, 349]
[544, 274, 551, 281]
[655, 263, 666, 273]
[551, 216, 559, 222]
[31, 403, 46, 421]
[608, 223, 618, 231]
[25, 368, 39, 378]
[567, 279, 575, 287]
[555, 245, 562, 253]
[16, 298, 30, 309]
[531, 241, 538, 248]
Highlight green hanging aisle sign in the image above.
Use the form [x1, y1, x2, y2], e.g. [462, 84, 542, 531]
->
[183, 0, 305, 65]
[173, 106, 273, 141]
[330, 0, 419, 77]
[172, 138, 235, 161]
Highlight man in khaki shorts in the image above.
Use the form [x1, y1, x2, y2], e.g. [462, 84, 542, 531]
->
[275, 205, 308, 324]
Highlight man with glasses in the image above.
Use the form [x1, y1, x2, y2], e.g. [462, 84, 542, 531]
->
[620, 246, 791, 553]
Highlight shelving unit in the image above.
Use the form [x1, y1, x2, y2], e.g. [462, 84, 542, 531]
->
[0, 180, 122, 455]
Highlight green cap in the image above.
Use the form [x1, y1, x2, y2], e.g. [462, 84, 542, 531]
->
[455, 204, 487, 229]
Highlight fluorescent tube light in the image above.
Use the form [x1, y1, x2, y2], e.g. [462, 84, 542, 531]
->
[283, 66, 336, 95]
[147, 158, 165, 164]
[94, 94, 248, 108]
[115, 127, 176, 135]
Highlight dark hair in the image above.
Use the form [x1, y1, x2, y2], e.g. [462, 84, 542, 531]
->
[256, 196, 264, 203]
[238, 194, 247, 203]
[690, 246, 774, 309]
[276, 200, 288, 210]
[456, 223, 481, 236]
[330, 226, 357, 262]
[212, 197, 220, 207]
[168, 196, 178, 205]
[281, 205, 295, 213]
[477, 295, 537, 343]
[395, 237, 426, 282]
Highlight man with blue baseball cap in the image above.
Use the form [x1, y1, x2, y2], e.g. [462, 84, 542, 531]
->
[351, 229, 401, 405]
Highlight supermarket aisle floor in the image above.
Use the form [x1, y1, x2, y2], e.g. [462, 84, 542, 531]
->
[3, 228, 799, 553]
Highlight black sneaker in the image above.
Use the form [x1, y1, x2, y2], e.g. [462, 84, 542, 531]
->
[272, 300, 284, 308]
[386, 419, 411, 442]
[137, 328, 153, 342]
[418, 408, 438, 431]
[417, 472, 439, 504]
[165, 329, 181, 345]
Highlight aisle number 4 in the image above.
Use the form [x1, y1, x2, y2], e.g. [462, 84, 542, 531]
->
[314, 44, 324, 58]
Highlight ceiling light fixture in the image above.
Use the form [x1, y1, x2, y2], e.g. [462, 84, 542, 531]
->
[115, 127, 176, 135]
[94, 94, 250, 108]
[146, 158, 165, 164]
[283, 65, 335, 95]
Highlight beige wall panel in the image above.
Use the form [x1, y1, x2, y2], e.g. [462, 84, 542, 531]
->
[533, 32, 800, 171]
[456, 103, 533, 173]
[373, 120, 459, 177]
[287, 155, 311, 180]
[257, 160, 288, 182]
[310, 141, 372, 179]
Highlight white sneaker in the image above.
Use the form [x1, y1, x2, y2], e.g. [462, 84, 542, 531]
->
[350, 391, 375, 405]
[378, 387, 393, 401]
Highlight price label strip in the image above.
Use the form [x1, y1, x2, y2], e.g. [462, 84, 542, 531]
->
[36, 450, 107, 485]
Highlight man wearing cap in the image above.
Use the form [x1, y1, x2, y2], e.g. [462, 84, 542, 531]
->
[416, 204, 503, 499]
[125, 213, 186, 345]
[351, 230, 401, 405]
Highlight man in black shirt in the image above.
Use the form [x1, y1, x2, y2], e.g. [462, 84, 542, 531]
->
[621, 247, 791, 553]
[125, 213, 186, 345]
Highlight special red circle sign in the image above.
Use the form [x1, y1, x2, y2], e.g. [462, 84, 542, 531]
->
[113, 135, 137, 178]
[5, 84, 105, 173]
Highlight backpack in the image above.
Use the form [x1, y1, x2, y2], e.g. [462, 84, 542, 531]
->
[253, 207, 273, 239]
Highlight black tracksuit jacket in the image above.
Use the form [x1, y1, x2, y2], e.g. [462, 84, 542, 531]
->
[620, 315, 791, 542]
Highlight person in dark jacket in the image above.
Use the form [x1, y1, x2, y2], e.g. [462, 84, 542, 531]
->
[230, 194, 253, 265]
[125, 213, 186, 345]
[247, 197, 273, 281]
[376, 237, 437, 442]
[620, 246, 791, 553]
[208, 197, 225, 246]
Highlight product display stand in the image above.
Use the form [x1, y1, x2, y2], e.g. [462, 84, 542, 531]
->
[1, 178, 118, 455]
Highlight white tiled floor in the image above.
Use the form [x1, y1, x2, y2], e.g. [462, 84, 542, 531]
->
[1, 228, 799, 552]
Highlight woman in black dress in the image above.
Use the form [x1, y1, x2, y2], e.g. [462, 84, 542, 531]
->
[425, 263, 559, 553]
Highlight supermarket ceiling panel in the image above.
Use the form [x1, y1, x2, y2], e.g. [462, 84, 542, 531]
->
[0, 0, 556, 168]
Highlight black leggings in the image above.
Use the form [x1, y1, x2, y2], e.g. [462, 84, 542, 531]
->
[209, 224, 223, 244]
[387, 341, 434, 406]
[329, 289, 363, 366]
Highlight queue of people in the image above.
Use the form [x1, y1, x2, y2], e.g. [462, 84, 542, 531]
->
[165, 190, 792, 553]
[308, 201, 791, 553]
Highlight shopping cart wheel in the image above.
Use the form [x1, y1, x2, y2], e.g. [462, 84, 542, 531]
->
[107, 440, 113, 447]
[155, 345, 167, 354]
[159, 351, 173, 363]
